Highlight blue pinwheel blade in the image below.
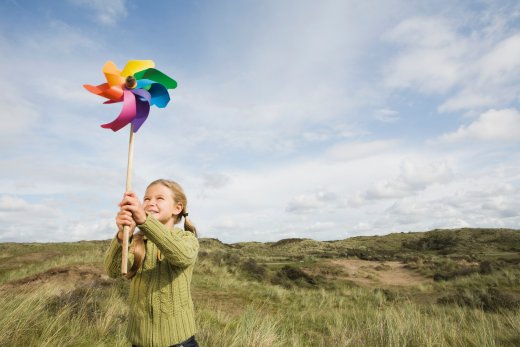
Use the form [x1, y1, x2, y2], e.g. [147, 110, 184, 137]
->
[148, 83, 170, 108]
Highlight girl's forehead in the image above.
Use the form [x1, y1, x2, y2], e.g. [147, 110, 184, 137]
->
[145, 184, 174, 197]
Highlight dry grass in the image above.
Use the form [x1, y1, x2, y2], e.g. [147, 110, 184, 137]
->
[1, 229, 519, 346]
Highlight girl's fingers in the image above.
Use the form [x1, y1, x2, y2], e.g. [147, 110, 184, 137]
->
[120, 204, 138, 213]
[116, 210, 136, 225]
[119, 216, 136, 226]
[118, 195, 141, 210]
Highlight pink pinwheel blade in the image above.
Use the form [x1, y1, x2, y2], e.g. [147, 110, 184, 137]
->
[101, 90, 136, 132]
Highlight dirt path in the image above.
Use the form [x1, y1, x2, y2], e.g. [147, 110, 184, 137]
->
[327, 259, 431, 287]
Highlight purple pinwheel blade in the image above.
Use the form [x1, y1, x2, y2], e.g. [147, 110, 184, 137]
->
[131, 97, 150, 132]
[131, 88, 151, 103]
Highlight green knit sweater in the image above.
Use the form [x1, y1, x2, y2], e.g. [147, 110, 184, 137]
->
[104, 215, 199, 347]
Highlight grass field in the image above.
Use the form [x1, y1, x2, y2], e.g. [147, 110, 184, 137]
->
[0, 228, 519, 346]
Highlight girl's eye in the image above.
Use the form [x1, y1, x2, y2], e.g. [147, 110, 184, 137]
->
[144, 198, 150, 202]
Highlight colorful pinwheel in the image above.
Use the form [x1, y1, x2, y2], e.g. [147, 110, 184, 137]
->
[83, 60, 177, 132]
[84, 60, 178, 276]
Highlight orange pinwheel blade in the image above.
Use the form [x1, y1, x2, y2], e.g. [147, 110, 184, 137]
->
[103, 61, 125, 87]
[83, 83, 124, 101]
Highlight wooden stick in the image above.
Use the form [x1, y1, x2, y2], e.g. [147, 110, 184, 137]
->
[121, 124, 135, 275]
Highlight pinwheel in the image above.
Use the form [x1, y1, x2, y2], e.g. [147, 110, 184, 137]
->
[83, 60, 177, 132]
[84, 60, 177, 276]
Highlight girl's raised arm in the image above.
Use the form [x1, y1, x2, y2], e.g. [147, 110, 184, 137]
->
[138, 215, 199, 268]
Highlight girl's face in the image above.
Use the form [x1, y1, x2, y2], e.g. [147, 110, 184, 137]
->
[143, 184, 183, 228]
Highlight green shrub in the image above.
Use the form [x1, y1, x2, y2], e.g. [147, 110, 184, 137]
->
[433, 267, 479, 281]
[271, 265, 317, 288]
[479, 260, 493, 275]
[403, 232, 459, 252]
[207, 250, 241, 267]
[240, 258, 268, 282]
[437, 287, 520, 312]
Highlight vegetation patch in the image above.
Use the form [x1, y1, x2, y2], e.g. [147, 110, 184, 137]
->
[1, 227, 519, 346]
[438, 287, 520, 312]
[239, 258, 268, 282]
[271, 265, 318, 288]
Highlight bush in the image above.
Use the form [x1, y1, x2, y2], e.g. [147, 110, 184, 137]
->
[403, 232, 458, 252]
[433, 267, 479, 281]
[240, 258, 267, 282]
[479, 261, 493, 275]
[46, 287, 99, 322]
[271, 265, 318, 288]
[437, 288, 520, 312]
[207, 250, 241, 267]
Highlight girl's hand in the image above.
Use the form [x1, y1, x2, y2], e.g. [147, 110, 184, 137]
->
[115, 210, 136, 242]
[118, 191, 147, 225]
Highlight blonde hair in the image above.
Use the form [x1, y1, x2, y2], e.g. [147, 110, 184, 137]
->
[126, 179, 197, 279]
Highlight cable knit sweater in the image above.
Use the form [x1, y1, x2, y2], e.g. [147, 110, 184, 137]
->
[104, 215, 199, 347]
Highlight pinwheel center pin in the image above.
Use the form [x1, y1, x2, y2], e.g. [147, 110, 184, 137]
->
[125, 76, 137, 89]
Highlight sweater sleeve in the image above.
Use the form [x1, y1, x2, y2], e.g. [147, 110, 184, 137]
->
[103, 234, 135, 278]
[137, 215, 199, 268]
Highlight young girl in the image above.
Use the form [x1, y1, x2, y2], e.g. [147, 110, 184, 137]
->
[104, 179, 200, 347]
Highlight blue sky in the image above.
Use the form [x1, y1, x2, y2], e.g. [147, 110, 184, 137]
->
[1, 0, 519, 243]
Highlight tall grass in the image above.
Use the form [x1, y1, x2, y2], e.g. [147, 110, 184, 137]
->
[0, 282, 127, 347]
[1, 232, 519, 346]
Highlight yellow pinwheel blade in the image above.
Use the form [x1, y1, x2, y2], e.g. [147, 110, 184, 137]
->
[121, 60, 155, 77]
[103, 61, 124, 87]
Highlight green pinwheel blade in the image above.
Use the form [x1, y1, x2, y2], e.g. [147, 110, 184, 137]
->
[134, 68, 177, 89]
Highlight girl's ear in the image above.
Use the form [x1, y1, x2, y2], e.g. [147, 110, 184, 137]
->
[173, 202, 183, 216]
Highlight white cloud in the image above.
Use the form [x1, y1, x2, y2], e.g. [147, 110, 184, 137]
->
[363, 159, 454, 200]
[286, 191, 341, 214]
[383, 16, 467, 93]
[1, 1, 520, 244]
[362, 163, 520, 233]
[476, 34, 520, 85]
[0, 86, 39, 134]
[326, 140, 399, 161]
[202, 173, 231, 189]
[438, 90, 498, 113]
[0, 195, 64, 241]
[68, 0, 127, 26]
[211, 217, 241, 231]
[384, 12, 520, 114]
[375, 109, 400, 123]
[0, 193, 117, 242]
[438, 108, 520, 143]
[439, 34, 520, 113]
[481, 196, 518, 218]
[0, 195, 32, 211]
